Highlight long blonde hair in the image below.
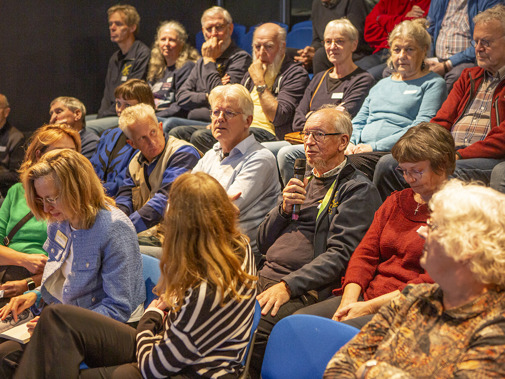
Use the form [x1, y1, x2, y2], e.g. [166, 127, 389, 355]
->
[147, 20, 199, 82]
[22, 149, 115, 229]
[156, 172, 256, 311]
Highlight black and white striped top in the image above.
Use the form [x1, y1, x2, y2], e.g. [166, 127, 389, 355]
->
[136, 244, 257, 378]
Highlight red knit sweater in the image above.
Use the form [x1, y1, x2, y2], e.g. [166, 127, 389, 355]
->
[335, 188, 433, 300]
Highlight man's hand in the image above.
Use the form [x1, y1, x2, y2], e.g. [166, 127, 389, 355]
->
[202, 37, 223, 63]
[0, 280, 28, 298]
[332, 300, 374, 321]
[406, 5, 425, 18]
[0, 293, 37, 322]
[281, 177, 306, 214]
[221, 73, 231, 85]
[26, 316, 40, 336]
[353, 144, 373, 154]
[256, 282, 291, 317]
[22, 254, 48, 274]
[248, 59, 267, 86]
[294, 46, 315, 70]
[429, 61, 446, 76]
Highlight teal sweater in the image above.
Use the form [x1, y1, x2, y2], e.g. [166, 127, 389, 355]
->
[0, 183, 47, 256]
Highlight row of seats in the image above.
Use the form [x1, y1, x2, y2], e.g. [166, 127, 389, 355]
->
[195, 20, 313, 54]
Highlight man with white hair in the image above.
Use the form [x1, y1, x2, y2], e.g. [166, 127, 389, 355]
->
[0, 94, 24, 199]
[190, 22, 309, 153]
[115, 104, 200, 234]
[192, 84, 280, 266]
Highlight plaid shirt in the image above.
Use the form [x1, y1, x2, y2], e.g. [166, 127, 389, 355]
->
[435, 0, 472, 60]
[451, 66, 505, 148]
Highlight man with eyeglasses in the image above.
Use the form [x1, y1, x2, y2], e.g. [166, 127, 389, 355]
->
[425, 0, 500, 92]
[192, 84, 280, 267]
[0, 94, 24, 202]
[250, 107, 381, 376]
[375, 4, 505, 199]
[162, 6, 251, 136]
[188, 22, 309, 153]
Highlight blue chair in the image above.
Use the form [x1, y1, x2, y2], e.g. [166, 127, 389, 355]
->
[242, 300, 261, 367]
[261, 315, 360, 379]
[291, 20, 312, 31]
[286, 27, 313, 50]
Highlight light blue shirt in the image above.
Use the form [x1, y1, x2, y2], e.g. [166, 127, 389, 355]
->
[351, 72, 447, 151]
[193, 134, 281, 255]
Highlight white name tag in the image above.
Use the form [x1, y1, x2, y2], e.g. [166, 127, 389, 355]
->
[331, 92, 344, 99]
[403, 90, 418, 95]
[0, 146, 6, 153]
[121, 75, 128, 82]
[55, 230, 68, 249]
[167, 77, 173, 83]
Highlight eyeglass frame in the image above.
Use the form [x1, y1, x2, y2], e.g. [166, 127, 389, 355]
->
[395, 166, 425, 181]
[471, 35, 505, 49]
[299, 130, 343, 143]
[210, 109, 243, 121]
[35, 195, 60, 207]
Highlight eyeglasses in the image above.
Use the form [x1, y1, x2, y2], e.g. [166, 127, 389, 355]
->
[210, 109, 243, 121]
[300, 130, 343, 143]
[35, 195, 60, 207]
[324, 39, 347, 47]
[395, 166, 424, 181]
[426, 218, 438, 232]
[471, 38, 492, 49]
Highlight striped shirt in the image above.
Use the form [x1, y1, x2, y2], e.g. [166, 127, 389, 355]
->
[136, 245, 257, 378]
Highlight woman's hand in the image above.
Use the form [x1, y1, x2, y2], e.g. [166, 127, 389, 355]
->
[345, 142, 356, 155]
[354, 144, 373, 154]
[148, 298, 168, 311]
[0, 280, 28, 298]
[22, 254, 48, 274]
[333, 301, 374, 321]
[0, 293, 37, 322]
[26, 316, 40, 336]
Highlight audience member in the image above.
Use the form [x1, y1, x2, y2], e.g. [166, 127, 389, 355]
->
[0, 94, 24, 200]
[0, 149, 145, 378]
[357, 0, 430, 79]
[90, 79, 155, 197]
[192, 84, 280, 267]
[374, 4, 505, 200]
[0, 124, 81, 307]
[277, 19, 375, 184]
[162, 6, 251, 132]
[49, 97, 99, 159]
[426, 0, 500, 92]
[115, 104, 200, 235]
[296, 122, 454, 328]
[250, 108, 381, 375]
[14, 172, 257, 379]
[147, 20, 199, 119]
[87, 4, 150, 136]
[294, 0, 372, 73]
[324, 180, 505, 378]
[347, 19, 447, 180]
[186, 22, 309, 153]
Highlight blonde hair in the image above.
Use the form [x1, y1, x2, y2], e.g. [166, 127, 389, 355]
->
[147, 21, 199, 82]
[118, 103, 157, 139]
[22, 149, 115, 229]
[20, 124, 81, 174]
[387, 19, 431, 71]
[209, 84, 254, 119]
[156, 172, 256, 312]
[429, 180, 505, 288]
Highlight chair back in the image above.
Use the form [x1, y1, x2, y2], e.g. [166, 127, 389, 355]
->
[286, 27, 313, 49]
[142, 254, 161, 308]
[261, 314, 359, 379]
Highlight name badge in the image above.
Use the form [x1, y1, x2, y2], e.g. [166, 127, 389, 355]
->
[55, 230, 68, 249]
[0, 146, 6, 153]
[167, 77, 173, 83]
[121, 75, 128, 82]
[403, 90, 417, 95]
[331, 92, 344, 99]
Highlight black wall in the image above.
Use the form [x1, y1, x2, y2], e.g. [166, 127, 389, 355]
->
[0, 1, 287, 133]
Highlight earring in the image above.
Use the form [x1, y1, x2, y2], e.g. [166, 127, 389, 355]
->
[421, 61, 426, 71]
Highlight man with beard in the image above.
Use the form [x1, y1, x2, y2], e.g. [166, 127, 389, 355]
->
[189, 23, 309, 153]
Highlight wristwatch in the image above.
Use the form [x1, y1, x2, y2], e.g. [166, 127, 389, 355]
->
[256, 84, 267, 94]
[360, 359, 378, 379]
[25, 278, 36, 291]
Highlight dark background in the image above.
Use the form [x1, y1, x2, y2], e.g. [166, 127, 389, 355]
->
[0, 1, 311, 133]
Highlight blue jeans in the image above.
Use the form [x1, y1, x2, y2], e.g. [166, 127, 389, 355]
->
[275, 144, 305, 186]
[86, 116, 119, 137]
[162, 117, 209, 134]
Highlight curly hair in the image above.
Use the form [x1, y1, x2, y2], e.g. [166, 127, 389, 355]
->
[429, 180, 505, 288]
[147, 21, 199, 82]
[156, 172, 257, 312]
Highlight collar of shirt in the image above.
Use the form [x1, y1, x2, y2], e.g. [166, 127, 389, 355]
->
[486, 64, 505, 81]
[214, 134, 255, 161]
[312, 157, 347, 178]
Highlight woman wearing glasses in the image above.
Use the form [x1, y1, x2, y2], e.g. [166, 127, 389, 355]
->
[296, 122, 454, 328]
[0, 124, 80, 307]
[325, 180, 505, 377]
[0, 149, 144, 378]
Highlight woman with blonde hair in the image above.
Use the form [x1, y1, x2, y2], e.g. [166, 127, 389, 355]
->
[0, 149, 145, 378]
[148, 20, 199, 119]
[0, 124, 80, 307]
[14, 172, 257, 379]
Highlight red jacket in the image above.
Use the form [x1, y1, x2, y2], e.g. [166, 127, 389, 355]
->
[365, 0, 431, 53]
[431, 67, 505, 159]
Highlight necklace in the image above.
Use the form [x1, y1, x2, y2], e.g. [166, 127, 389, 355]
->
[413, 193, 425, 215]
[414, 202, 422, 215]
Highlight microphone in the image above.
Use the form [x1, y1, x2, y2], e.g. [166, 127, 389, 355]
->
[291, 158, 306, 221]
